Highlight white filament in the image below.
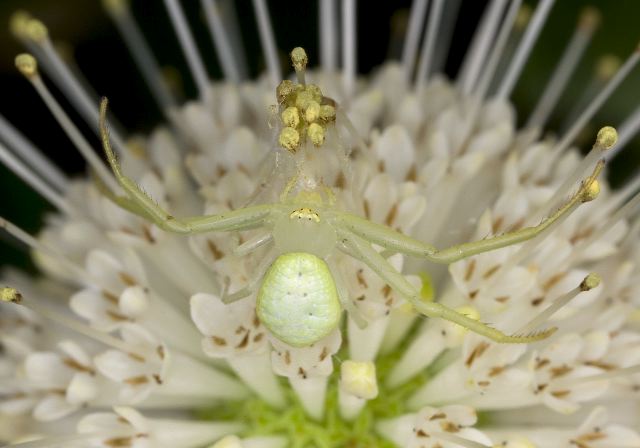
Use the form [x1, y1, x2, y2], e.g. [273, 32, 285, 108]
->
[0, 142, 72, 214]
[401, 0, 429, 82]
[415, 0, 445, 89]
[517, 285, 583, 334]
[320, 0, 338, 73]
[252, 0, 281, 88]
[164, 0, 211, 103]
[526, 12, 596, 129]
[342, 0, 357, 99]
[607, 103, 640, 161]
[0, 113, 67, 192]
[30, 76, 120, 192]
[106, 1, 178, 116]
[460, 0, 507, 96]
[202, 0, 242, 83]
[495, 0, 555, 100]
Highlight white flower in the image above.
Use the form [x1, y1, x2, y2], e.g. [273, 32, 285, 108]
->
[1, 1, 640, 447]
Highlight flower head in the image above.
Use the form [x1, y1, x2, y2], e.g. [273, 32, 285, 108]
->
[1, 1, 640, 447]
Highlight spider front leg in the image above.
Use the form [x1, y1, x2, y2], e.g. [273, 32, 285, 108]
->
[99, 97, 273, 234]
[337, 228, 555, 343]
[335, 160, 602, 264]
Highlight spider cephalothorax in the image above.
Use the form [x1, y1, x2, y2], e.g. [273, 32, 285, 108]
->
[99, 47, 613, 348]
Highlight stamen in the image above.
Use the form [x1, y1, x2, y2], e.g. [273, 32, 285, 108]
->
[319, 0, 338, 73]
[16, 54, 120, 193]
[21, 18, 128, 155]
[415, 0, 445, 90]
[104, 0, 179, 115]
[401, 0, 428, 83]
[526, 7, 600, 130]
[291, 47, 308, 85]
[0, 114, 68, 193]
[517, 273, 600, 335]
[342, 0, 357, 99]
[494, 0, 555, 100]
[0, 287, 141, 355]
[459, 0, 508, 96]
[0, 216, 85, 277]
[531, 126, 616, 225]
[202, 0, 242, 83]
[607, 103, 640, 161]
[559, 54, 621, 134]
[473, 0, 522, 100]
[252, 0, 281, 88]
[429, 0, 462, 75]
[0, 141, 73, 214]
[163, 0, 212, 103]
[552, 45, 640, 157]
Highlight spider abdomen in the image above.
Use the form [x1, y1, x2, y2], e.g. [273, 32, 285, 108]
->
[257, 252, 341, 347]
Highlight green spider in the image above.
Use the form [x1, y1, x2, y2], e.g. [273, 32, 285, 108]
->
[99, 48, 604, 348]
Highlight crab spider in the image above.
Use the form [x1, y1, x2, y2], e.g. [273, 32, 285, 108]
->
[98, 49, 606, 348]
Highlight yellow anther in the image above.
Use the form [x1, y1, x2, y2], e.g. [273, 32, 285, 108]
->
[595, 126, 617, 150]
[102, 0, 130, 15]
[15, 54, 38, 79]
[515, 4, 532, 29]
[305, 101, 321, 123]
[305, 84, 323, 102]
[319, 104, 336, 123]
[307, 123, 325, 147]
[281, 106, 300, 128]
[290, 208, 320, 222]
[290, 47, 308, 72]
[210, 435, 243, 448]
[9, 11, 32, 38]
[295, 90, 314, 111]
[581, 179, 600, 202]
[1, 287, 21, 303]
[596, 55, 621, 81]
[579, 7, 601, 30]
[279, 127, 300, 152]
[25, 19, 49, 43]
[276, 79, 295, 103]
[580, 273, 601, 291]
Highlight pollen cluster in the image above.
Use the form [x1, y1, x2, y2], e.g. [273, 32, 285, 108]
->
[277, 47, 336, 151]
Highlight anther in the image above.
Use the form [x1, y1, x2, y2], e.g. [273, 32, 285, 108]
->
[305, 101, 321, 123]
[319, 104, 336, 123]
[15, 53, 38, 79]
[281, 106, 300, 128]
[9, 11, 32, 39]
[279, 127, 300, 152]
[24, 18, 49, 43]
[0, 287, 22, 303]
[276, 79, 295, 103]
[102, 0, 129, 15]
[291, 47, 308, 84]
[595, 126, 618, 150]
[581, 179, 600, 203]
[580, 273, 601, 292]
[307, 123, 325, 147]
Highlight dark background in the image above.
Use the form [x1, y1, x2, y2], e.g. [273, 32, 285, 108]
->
[0, 0, 638, 271]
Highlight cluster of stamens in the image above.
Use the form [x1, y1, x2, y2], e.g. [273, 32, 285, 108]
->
[276, 47, 336, 152]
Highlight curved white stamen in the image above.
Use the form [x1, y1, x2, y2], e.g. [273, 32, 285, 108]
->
[29, 75, 120, 192]
[415, 0, 445, 90]
[0, 142, 73, 214]
[474, 0, 522, 100]
[430, 0, 462, 74]
[495, 0, 555, 100]
[460, 0, 507, 96]
[252, 0, 281, 88]
[105, 0, 179, 115]
[342, 0, 357, 99]
[401, 0, 429, 83]
[0, 113, 68, 192]
[526, 8, 598, 129]
[202, 0, 242, 83]
[320, 0, 338, 73]
[164, 0, 211, 104]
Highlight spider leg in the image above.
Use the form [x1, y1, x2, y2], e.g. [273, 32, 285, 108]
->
[337, 228, 555, 343]
[99, 97, 273, 234]
[335, 161, 602, 264]
[221, 250, 276, 304]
